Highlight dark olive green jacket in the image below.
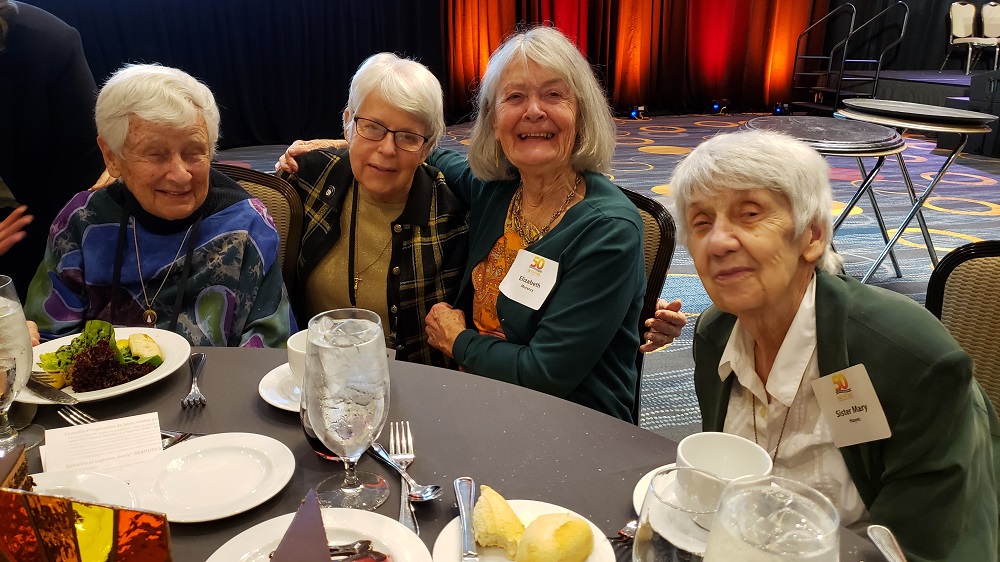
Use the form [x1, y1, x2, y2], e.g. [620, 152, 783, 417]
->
[694, 270, 1000, 562]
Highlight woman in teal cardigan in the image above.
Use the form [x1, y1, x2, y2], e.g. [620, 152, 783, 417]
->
[422, 27, 645, 422]
[651, 129, 999, 561]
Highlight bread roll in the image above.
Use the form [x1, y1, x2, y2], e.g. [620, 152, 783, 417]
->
[515, 513, 594, 562]
[473, 485, 524, 558]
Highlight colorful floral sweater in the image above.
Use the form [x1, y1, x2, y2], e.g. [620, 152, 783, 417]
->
[25, 170, 294, 347]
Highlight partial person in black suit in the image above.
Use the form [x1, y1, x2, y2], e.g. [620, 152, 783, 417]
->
[0, 1, 108, 300]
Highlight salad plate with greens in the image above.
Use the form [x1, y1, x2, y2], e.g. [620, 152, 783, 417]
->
[18, 322, 191, 404]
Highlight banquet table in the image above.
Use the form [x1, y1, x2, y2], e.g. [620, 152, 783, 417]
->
[24, 347, 885, 561]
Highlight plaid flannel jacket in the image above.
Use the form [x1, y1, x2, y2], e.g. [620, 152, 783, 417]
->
[280, 148, 469, 367]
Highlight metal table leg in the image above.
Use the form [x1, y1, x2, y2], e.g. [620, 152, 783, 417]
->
[855, 157, 903, 277]
[894, 153, 939, 266]
[861, 134, 968, 283]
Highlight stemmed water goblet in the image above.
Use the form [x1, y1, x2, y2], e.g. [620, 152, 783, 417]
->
[0, 274, 43, 452]
[301, 308, 390, 509]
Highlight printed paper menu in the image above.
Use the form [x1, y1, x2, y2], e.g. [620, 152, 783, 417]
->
[42, 412, 163, 482]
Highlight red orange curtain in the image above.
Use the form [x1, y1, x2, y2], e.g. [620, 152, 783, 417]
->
[442, 0, 824, 114]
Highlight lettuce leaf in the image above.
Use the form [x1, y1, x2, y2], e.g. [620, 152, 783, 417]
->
[37, 320, 116, 373]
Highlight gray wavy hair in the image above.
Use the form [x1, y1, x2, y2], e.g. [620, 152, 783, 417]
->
[466, 26, 616, 180]
[95, 63, 220, 158]
[670, 129, 843, 273]
[342, 52, 445, 152]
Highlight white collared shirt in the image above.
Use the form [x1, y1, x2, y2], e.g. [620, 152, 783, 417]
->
[718, 274, 868, 529]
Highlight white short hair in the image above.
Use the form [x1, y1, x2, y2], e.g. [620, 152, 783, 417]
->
[342, 53, 445, 151]
[670, 129, 843, 273]
[467, 26, 616, 180]
[95, 63, 220, 158]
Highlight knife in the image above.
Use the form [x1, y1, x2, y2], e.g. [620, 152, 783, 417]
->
[25, 376, 79, 404]
[454, 476, 479, 562]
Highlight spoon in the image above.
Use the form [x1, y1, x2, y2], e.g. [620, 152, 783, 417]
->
[367, 442, 444, 501]
[867, 524, 907, 562]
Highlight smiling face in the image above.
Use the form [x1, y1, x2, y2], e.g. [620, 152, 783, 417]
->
[685, 187, 825, 320]
[99, 116, 211, 221]
[493, 61, 578, 177]
[346, 94, 430, 204]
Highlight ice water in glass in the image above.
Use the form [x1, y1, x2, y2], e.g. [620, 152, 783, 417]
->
[302, 308, 389, 509]
[703, 476, 839, 562]
[0, 275, 42, 451]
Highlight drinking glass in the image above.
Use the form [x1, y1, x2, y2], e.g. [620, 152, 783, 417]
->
[634, 466, 724, 561]
[301, 308, 390, 509]
[0, 275, 43, 452]
[703, 475, 839, 562]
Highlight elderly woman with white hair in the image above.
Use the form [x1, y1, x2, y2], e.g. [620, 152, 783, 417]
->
[277, 53, 468, 367]
[420, 26, 645, 421]
[25, 63, 293, 347]
[662, 129, 999, 561]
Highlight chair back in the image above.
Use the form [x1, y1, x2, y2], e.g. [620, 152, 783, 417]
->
[983, 2, 1000, 38]
[213, 163, 303, 290]
[951, 2, 978, 40]
[925, 240, 1000, 408]
[620, 187, 676, 425]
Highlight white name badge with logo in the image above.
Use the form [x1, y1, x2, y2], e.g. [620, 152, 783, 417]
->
[811, 364, 891, 447]
[499, 249, 559, 310]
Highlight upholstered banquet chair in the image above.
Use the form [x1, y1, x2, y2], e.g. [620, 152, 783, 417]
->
[620, 187, 676, 425]
[213, 163, 302, 290]
[940, 2, 993, 74]
[925, 240, 1000, 408]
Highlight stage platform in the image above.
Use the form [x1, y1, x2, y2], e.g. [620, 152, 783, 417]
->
[852, 70, 986, 107]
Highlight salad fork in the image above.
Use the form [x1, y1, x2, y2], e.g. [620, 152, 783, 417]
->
[181, 353, 207, 408]
[389, 421, 418, 535]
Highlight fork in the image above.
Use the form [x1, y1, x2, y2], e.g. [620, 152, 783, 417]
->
[388, 421, 418, 535]
[57, 405, 203, 448]
[181, 353, 207, 408]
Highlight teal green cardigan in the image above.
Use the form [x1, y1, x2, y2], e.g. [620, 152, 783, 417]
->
[694, 269, 1000, 562]
[428, 149, 645, 421]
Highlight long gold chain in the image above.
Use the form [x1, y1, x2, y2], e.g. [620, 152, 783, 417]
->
[511, 174, 581, 245]
[751, 390, 793, 464]
[133, 219, 192, 325]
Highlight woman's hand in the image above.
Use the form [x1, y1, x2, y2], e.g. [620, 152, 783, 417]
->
[0, 205, 32, 256]
[425, 302, 468, 359]
[274, 139, 345, 174]
[639, 298, 687, 353]
[26, 321, 40, 346]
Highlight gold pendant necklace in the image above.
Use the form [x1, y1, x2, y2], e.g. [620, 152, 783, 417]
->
[133, 219, 192, 326]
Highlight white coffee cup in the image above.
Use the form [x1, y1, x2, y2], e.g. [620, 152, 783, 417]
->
[674, 432, 773, 527]
[286, 329, 308, 382]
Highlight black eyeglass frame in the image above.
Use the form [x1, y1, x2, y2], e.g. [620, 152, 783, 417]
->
[352, 116, 429, 153]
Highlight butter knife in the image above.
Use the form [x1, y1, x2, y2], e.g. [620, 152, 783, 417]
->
[454, 477, 479, 562]
[26, 376, 79, 404]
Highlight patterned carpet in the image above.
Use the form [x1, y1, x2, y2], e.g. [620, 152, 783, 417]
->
[218, 113, 1000, 441]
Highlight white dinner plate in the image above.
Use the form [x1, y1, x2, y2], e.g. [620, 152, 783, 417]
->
[129, 432, 294, 523]
[31, 470, 137, 508]
[206, 508, 431, 562]
[19, 327, 191, 404]
[258, 363, 301, 412]
[432, 499, 613, 562]
[631, 463, 709, 555]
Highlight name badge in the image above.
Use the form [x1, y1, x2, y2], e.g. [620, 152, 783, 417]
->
[811, 364, 891, 447]
[498, 250, 559, 310]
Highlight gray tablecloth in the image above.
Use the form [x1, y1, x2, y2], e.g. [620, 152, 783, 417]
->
[26, 347, 883, 561]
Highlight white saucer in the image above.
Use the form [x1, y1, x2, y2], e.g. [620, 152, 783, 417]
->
[258, 363, 301, 412]
[129, 432, 295, 523]
[632, 464, 709, 555]
[31, 470, 137, 508]
[432, 499, 613, 561]
[207, 508, 431, 562]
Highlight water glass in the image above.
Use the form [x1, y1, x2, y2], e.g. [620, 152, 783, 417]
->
[633, 466, 724, 561]
[703, 475, 839, 562]
[0, 274, 42, 452]
[301, 308, 390, 509]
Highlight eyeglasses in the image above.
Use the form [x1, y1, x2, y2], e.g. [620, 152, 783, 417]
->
[353, 116, 429, 153]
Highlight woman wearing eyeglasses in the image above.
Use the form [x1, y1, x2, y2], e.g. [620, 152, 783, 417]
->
[277, 53, 468, 367]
